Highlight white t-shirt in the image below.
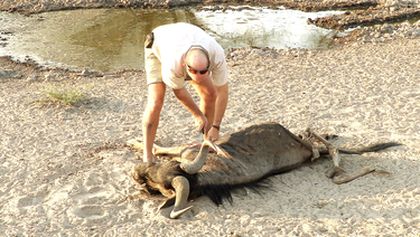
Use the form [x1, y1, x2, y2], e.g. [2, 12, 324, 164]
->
[151, 22, 228, 89]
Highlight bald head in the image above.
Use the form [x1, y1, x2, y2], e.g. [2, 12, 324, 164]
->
[185, 47, 209, 71]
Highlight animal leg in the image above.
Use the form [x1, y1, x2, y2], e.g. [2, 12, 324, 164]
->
[299, 132, 321, 161]
[306, 128, 345, 178]
[127, 138, 187, 157]
[306, 129, 379, 184]
[152, 144, 189, 157]
[332, 167, 376, 184]
[127, 138, 148, 151]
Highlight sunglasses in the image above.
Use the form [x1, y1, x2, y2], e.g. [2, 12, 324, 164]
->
[187, 64, 209, 75]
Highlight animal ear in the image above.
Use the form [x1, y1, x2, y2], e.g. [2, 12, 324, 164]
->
[131, 163, 152, 185]
[132, 171, 140, 182]
[131, 165, 141, 181]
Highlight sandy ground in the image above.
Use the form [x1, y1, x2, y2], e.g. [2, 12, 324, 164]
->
[0, 1, 420, 236]
[1, 37, 419, 236]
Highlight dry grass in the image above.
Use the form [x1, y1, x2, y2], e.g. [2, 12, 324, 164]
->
[34, 84, 92, 107]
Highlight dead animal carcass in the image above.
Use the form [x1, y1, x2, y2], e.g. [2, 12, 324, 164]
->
[129, 122, 400, 218]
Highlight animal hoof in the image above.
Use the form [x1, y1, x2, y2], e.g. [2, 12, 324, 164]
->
[333, 167, 376, 184]
[127, 138, 144, 150]
[311, 148, 320, 161]
[325, 166, 345, 178]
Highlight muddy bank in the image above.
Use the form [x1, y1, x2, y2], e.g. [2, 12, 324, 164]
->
[0, 0, 419, 43]
[310, 6, 420, 30]
[2, 0, 418, 14]
[0, 0, 382, 14]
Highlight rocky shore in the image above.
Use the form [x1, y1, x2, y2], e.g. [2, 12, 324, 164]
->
[0, 0, 418, 13]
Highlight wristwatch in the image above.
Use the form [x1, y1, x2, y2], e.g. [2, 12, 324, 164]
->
[212, 125, 220, 130]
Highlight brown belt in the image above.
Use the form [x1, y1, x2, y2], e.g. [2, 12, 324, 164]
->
[144, 32, 154, 48]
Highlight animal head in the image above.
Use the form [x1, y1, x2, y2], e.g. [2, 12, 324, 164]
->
[130, 139, 224, 218]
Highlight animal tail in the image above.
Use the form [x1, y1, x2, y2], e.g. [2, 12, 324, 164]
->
[339, 142, 402, 154]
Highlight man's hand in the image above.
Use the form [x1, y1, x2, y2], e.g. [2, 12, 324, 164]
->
[194, 114, 209, 134]
[206, 126, 220, 141]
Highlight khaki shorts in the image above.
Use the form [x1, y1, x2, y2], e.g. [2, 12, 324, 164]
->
[144, 32, 162, 85]
[144, 48, 162, 85]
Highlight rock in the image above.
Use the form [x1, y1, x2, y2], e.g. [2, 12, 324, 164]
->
[166, 0, 201, 7]
[80, 69, 93, 76]
[381, 23, 394, 33]
[44, 73, 54, 81]
[0, 70, 22, 79]
[26, 74, 37, 81]
[410, 29, 420, 37]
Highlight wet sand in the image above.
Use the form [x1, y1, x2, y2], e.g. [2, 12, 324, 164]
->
[0, 0, 419, 236]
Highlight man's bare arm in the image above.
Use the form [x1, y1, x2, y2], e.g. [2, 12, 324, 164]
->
[213, 83, 228, 127]
[173, 87, 210, 132]
[206, 83, 228, 141]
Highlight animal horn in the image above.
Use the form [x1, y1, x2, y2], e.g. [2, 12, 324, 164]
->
[180, 139, 216, 174]
[169, 176, 193, 219]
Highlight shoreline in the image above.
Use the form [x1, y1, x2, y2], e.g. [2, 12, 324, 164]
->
[1, 0, 384, 14]
[0, 0, 419, 30]
[0, 1, 418, 74]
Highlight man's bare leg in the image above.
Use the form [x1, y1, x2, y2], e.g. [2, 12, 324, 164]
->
[142, 83, 166, 163]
